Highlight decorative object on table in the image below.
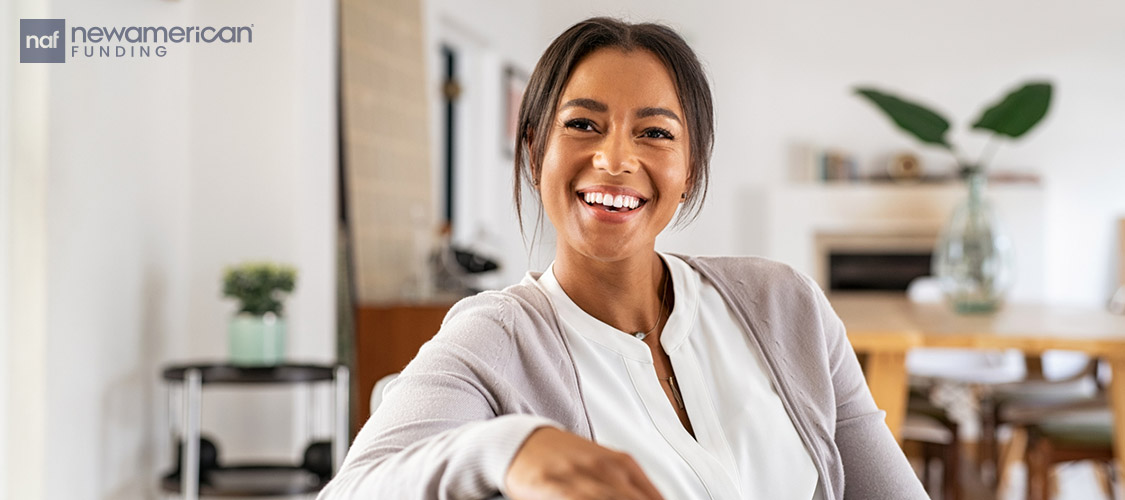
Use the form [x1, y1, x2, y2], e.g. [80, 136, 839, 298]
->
[855, 80, 1053, 313]
[431, 224, 500, 296]
[820, 149, 858, 182]
[788, 143, 861, 183]
[886, 152, 924, 183]
[222, 262, 297, 365]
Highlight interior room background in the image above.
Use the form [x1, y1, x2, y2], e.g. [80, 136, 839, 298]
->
[3, 0, 1124, 498]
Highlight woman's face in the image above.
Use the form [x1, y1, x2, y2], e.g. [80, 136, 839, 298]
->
[538, 48, 691, 264]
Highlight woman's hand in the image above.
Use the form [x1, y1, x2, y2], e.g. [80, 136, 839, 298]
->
[505, 427, 665, 500]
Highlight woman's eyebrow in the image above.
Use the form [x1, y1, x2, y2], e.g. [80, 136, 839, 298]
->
[560, 98, 607, 112]
[560, 99, 681, 124]
[636, 107, 681, 123]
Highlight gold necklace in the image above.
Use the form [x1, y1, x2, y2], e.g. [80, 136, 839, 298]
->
[632, 270, 669, 341]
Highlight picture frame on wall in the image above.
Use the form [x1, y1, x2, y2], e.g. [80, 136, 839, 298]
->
[502, 65, 529, 158]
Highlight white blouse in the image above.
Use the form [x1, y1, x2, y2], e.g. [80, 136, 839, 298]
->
[534, 253, 823, 499]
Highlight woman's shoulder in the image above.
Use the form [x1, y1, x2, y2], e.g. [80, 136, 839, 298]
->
[416, 277, 580, 414]
[429, 275, 564, 359]
[671, 254, 833, 330]
[440, 275, 554, 332]
[672, 254, 817, 292]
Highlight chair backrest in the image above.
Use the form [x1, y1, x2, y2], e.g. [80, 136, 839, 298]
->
[905, 276, 943, 303]
[370, 373, 400, 415]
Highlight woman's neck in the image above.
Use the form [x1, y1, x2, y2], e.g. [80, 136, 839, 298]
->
[551, 248, 670, 336]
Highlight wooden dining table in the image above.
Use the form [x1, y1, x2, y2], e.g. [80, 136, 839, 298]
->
[831, 292, 1125, 473]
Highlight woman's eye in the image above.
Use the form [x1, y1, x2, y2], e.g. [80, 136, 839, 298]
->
[641, 128, 675, 140]
[564, 119, 597, 132]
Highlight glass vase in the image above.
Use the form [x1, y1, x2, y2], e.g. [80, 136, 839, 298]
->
[932, 171, 1014, 313]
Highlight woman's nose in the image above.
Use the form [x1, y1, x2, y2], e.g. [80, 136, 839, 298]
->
[591, 131, 638, 175]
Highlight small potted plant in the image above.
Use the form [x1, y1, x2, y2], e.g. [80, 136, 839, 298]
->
[222, 262, 297, 366]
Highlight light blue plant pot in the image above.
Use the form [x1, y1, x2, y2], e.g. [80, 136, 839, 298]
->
[229, 313, 286, 366]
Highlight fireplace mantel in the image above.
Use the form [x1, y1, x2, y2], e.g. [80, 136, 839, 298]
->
[759, 183, 1046, 301]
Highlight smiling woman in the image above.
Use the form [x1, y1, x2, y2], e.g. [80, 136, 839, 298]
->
[514, 21, 712, 232]
[320, 17, 927, 500]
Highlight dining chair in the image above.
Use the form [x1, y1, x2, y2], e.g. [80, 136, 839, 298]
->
[903, 387, 961, 500]
[901, 276, 1023, 497]
[981, 354, 1102, 489]
[1024, 405, 1115, 500]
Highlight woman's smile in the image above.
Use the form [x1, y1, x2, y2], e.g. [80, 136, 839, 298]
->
[575, 185, 649, 223]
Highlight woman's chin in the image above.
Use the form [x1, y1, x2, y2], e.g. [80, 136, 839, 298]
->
[563, 236, 650, 264]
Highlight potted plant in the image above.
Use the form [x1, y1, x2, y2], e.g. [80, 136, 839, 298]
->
[222, 262, 297, 366]
[855, 81, 1052, 313]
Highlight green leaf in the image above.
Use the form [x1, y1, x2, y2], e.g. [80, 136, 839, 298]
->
[972, 81, 1052, 139]
[855, 88, 952, 148]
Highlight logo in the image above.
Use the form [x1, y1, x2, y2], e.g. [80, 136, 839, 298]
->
[19, 19, 254, 63]
[20, 19, 66, 63]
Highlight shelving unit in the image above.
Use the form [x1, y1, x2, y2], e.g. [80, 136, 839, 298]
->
[161, 363, 349, 499]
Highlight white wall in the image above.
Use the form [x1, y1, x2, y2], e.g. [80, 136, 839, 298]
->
[42, 3, 193, 498]
[8, 0, 51, 497]
[1, 6, 12, 498]
[183, 0, 338, 463]
[514, 0, 1125, 306]
[7, 0, 338, 498]
[1, 4, 16, 498]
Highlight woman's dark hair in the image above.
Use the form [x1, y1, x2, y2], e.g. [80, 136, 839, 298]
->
[513, 17, 714, 232]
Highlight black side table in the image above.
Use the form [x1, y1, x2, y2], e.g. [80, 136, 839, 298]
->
[161, 363, 349, 499]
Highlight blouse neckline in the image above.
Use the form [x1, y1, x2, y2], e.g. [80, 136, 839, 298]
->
[536, 253, 701, 363]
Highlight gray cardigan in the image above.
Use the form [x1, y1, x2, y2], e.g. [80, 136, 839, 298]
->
[319, 256, 928, 500]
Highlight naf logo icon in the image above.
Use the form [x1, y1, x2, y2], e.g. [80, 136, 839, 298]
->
[20, 19, 66, 63]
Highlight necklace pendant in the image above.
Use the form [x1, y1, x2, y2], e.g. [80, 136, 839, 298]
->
[668, 376, 686, 409]
[633, 331, 648, 340]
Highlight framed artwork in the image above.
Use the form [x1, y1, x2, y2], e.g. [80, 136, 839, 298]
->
[502, 65, 529, 157]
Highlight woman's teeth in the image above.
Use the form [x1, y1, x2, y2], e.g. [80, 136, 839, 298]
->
[581, 192, 641, 211]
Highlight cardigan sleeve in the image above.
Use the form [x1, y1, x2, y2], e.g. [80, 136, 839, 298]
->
[804, 275, 929, 499]
[317, 296, 561, 500]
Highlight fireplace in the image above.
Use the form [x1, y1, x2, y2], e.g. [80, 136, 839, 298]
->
[815, 231, 937, 292]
